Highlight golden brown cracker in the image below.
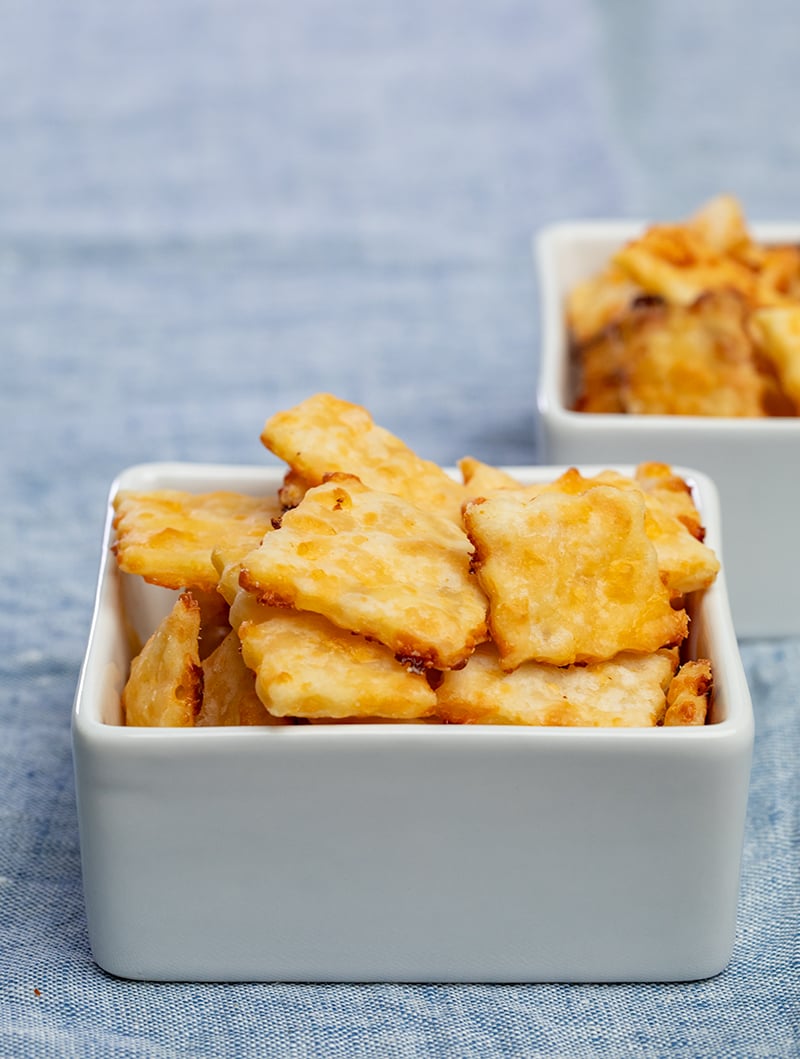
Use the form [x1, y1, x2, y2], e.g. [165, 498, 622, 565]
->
[238, 474, 488, 670]
[613, 219, 757, 307]
[436, 643, 678, 727]
[261, 392, 468, 522]
[634, 462, 705, 541]
[113, 489, 280, 591]
[235, 602, 439, 720]
[615, 291, 767, 416]
[465, 482, 687, 669]
[663, 658, 713, 726]
[122, 592, 203, 727]
[549, 467, 719, 597]
[458, 457, 524, 494]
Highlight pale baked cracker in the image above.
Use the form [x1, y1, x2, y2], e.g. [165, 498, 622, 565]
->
[435, 643, 679, 727]
[458, 456, 524, 494]
[260, 392, 468, 522]
[231, 595, 438, 720]
[462, 461, 719, 597]
[586, 469, 719, 596]
[458, 459, 554, 510]
[238, 473, 488, 670]
[122, 592, 203, 727]
[634, 462, 705, 540]
[214, 564, 439, 720]
[113, 489, 281, 591]
[639, 496, 719, 597]
[464, 482, 687, 669]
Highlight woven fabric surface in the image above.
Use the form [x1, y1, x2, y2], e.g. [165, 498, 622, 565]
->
[2, 1, 799, 1056]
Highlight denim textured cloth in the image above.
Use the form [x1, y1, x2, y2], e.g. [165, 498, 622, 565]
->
[2, 1, 799, 1056]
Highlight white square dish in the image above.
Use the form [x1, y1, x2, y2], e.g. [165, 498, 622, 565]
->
[72, 461, 753, 983]
[535, 220, 800, 639]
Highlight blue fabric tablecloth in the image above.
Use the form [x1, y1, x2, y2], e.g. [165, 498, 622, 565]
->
[2, 2, 798, 1055]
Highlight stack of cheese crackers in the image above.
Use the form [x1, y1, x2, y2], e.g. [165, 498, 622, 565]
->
[569, 194, 800, 416]
[114, 393, 718, 728]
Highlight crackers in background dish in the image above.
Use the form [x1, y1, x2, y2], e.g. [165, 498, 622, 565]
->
[569, 195, 800, 417]
[114, 394, 717, 729]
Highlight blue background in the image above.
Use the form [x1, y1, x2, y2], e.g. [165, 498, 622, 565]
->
[2, 2, 798, 1055]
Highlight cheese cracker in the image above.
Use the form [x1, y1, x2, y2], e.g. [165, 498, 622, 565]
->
[261, 392, 468, 522]
[435, 643, 679, 727]
[113, 489, 280, 591]
[464, 483, 687, 668]
[238, 473, 488, 670]
[121, 592, 203, 727]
